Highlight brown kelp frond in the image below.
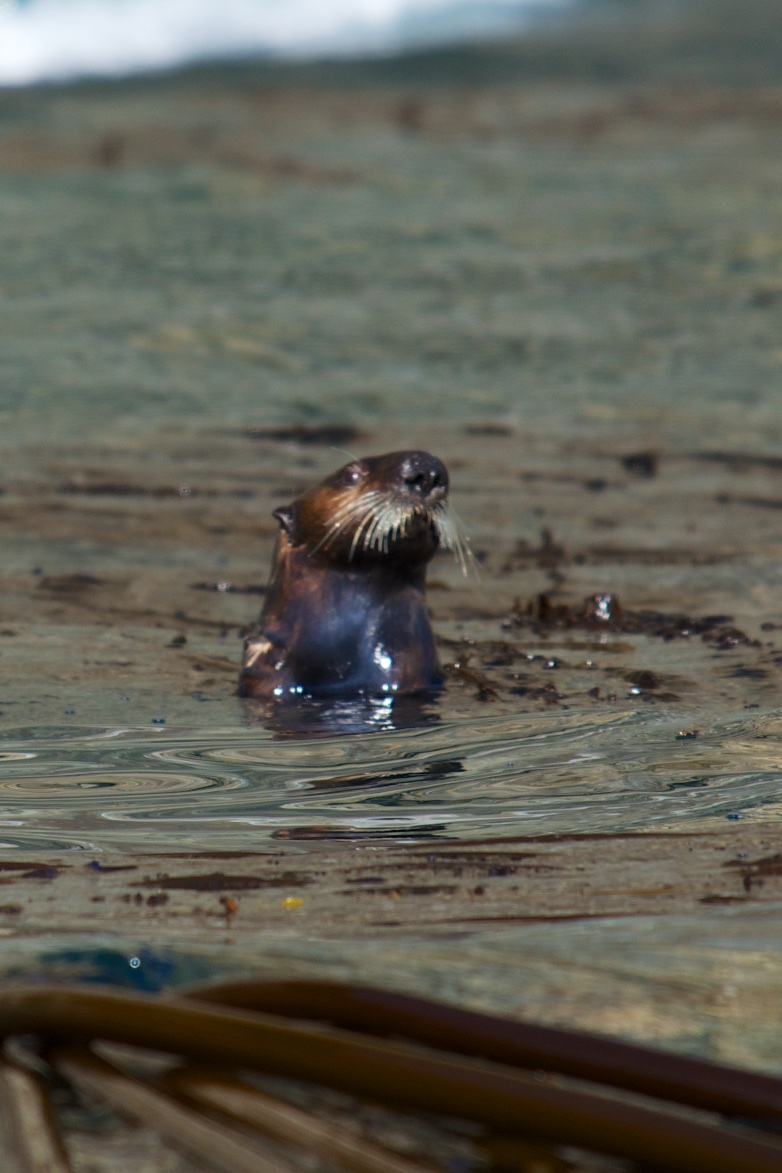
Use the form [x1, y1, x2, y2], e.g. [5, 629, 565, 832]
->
[0, 981, 779, 1173]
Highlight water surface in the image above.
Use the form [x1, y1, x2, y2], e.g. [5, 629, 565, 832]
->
[0, 703, 778, 851]
[1, 41, 782, 1069]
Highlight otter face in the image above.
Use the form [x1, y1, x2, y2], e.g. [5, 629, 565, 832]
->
[275, 450, 469, 572]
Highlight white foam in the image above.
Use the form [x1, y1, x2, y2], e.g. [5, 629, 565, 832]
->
[0, 0, 567, 86]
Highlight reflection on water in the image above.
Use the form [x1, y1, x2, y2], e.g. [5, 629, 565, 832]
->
[243, 692, 442, 739]
[0, 706, 779, 851]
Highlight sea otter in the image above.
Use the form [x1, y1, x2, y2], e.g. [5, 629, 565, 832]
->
[239, 450, 467, 699]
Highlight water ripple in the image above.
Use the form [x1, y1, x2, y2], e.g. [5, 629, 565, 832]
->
[0, 706, 779, 850]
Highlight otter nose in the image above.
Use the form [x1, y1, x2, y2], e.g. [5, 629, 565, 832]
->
[401, 452, 449, 497]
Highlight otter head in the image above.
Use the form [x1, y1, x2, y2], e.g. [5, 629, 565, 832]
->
[272, 450, 463, 572]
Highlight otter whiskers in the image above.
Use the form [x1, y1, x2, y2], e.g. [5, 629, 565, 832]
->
[432, 503, 477, 576]
[309, 490, 386, 557]
[312, 491, 474, 574]
[361, 499, 415, 556]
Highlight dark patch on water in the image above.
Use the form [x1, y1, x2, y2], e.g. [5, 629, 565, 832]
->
[443, 660, 500, 702]
[692, 451, 782, 472]
[87, 861, 137, 873]
[37, 574, 105, 593]
[273, 826, 447, 841]
[21, 865, 59, 880]
[13, 946, 214, 991]
[620, 451, 658, 478]
[133, 870, 313, 891]
[342, 884, 459, 897]
[716, 493, 782, 510]
[463, 423, 514, 436]
[725, 852, 782, 878]
[511, 592, 757, 647]
[0, 860, 68, 874]
[509, 680, 564, 705]
[501, 529, 567, 586]
[625, 670, 661, 690]
[244, 425, 365, 446]
[58, 479, 256, 498]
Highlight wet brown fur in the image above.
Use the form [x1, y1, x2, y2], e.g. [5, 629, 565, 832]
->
[240, 451, 456, 699]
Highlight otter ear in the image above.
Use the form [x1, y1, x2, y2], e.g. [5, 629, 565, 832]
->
[272, 505, 296, 538]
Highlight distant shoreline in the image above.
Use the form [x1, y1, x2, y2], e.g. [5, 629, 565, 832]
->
[1, 0, 573, 88]
[3, 0, 781, 94]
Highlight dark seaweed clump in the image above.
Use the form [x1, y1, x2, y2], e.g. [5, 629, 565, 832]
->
[511, 592, 757, 650]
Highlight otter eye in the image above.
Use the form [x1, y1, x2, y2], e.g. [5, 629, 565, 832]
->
[340, 464, 364, 486]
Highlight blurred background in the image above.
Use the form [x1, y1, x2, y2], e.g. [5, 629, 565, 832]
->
[2, 0, 781, 85]
[1, 0, 574, 85]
